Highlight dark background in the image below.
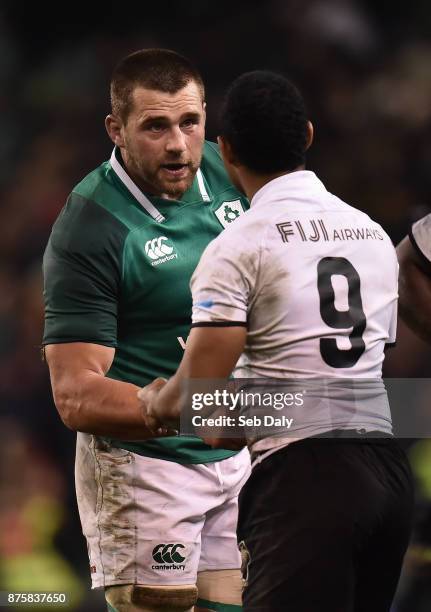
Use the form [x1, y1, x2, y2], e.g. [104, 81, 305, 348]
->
[1, 1, 431, 609]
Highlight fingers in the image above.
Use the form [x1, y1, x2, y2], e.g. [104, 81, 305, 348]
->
[137, 377, 167, 403]
[142, 413, 177, 438]
[156, 426, 179, 437]
[137, 378, 177, 438]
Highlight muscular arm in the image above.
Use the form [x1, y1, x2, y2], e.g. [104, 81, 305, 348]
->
[144, 326, 247, 429]
[46, 342, 157, 439]
[397, 236, 431, 343]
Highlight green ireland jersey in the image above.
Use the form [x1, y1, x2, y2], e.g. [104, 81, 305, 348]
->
[43, 141, 249, 463]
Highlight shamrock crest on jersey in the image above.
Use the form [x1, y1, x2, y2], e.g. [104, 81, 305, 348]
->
[214, 200, 245, 228]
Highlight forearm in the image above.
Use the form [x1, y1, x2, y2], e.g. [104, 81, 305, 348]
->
[147, 327, 247, 429]
[148, 378, 246, 450]
[53, 372, 154, 439]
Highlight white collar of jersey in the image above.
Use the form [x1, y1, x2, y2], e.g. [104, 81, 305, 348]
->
[251, 170, 326, 209]
[110, 147, 210, 223]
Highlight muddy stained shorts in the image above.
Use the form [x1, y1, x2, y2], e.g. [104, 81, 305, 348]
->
[75, 433, 251, 588]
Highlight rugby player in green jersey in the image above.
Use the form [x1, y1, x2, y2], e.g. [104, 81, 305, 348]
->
[42, 49, 250, 612]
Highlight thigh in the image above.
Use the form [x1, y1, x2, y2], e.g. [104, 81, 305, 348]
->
[354, 442, 414, 611]
[238, 441, 358, 612]
[196, 569, 243, 611]
[238, 439, 414, 612]
[76, 435, 218, 588]
[199, 448, 251, 573]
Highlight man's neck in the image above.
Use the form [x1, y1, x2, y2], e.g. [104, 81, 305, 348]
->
[241, 165, 305, 201]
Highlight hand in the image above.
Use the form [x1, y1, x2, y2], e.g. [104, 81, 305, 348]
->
[193, 405, 247, 450]
[137, 378, 176, 436]
[201, 435, 247, 451]
[138, 377, 167, 409]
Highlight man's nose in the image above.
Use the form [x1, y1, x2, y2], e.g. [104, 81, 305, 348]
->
[165, 126, 187, 154]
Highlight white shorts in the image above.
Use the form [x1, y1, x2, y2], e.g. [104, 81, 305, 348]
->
[75, 433, 251, 588]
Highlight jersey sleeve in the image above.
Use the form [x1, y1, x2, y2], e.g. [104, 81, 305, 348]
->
[43, 193, 128, 346]
[387, 298, 397, 345]
[410, 213, 431, 264]
[385, 240, 399, 346]
[191, 231, 258, 327]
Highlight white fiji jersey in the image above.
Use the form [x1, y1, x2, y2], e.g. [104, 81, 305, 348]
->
[410, 213, 431, 263]
[190, 171, 397, 445]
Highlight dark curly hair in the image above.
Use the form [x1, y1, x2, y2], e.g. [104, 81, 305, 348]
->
[220, 71, 309, 174]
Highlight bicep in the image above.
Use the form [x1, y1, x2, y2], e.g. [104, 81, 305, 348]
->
[45, 342, 115, 394]
[397, 236, 431, 301]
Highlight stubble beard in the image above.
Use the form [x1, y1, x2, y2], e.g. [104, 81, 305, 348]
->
[158, 163, 198, 200]
[132, 156, 201, 200]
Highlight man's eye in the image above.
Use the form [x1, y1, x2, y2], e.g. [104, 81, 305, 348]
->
[182, 119, 197, 129]
[148, 123, 164, 132]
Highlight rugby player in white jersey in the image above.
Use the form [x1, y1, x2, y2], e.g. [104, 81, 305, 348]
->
[139, 71, 414, 611]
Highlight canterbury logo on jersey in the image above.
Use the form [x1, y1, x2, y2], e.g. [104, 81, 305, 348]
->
[151, 543, 186, 571]
[145, 236, 178, 266]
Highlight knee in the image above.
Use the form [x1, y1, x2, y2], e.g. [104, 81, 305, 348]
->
[196, 569, 243, 609]
[105, 583, 198, 611]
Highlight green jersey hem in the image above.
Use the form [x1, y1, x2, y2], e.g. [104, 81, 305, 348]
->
[111, 437, 238, 464]
[196, 599, 242, 611]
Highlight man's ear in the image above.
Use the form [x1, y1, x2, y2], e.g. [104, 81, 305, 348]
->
[305, 121, 314, 151]
[202, 101, 207, 127]
[105, 114, 125, 148]
[217, 136, 239, 167]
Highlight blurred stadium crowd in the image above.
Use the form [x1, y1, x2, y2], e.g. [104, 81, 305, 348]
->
[1, 1, 431, 609]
